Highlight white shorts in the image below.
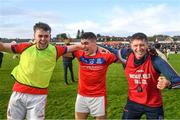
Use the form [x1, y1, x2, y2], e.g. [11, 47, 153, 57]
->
[7, 91, 47, 120]
[75, 94, 106, 117]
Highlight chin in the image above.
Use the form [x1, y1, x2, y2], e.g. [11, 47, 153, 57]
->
[136, 57, 142, 60]
[85, 52, 90, 55]
[135, 54, 143, 60]
[39, 45, 47, 50]
[84, 50, 88, 53]
[42, 44, 48, 47]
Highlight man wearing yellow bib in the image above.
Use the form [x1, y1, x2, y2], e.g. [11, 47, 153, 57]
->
[0, 22, 84, 120]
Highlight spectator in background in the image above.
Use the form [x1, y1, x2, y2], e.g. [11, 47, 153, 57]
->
[60, 33, 75, 85]
[163, 48, 168, 59]
[166, 48, 170, 60]
[154, 43, 167, 62]
[63, 43, 75, 85]
[174, 44, 178, 54]
[0, 52, 3, 68]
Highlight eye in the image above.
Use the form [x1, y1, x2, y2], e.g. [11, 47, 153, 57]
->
[44, 35, 49, 38]
[81, 42, 84, 45]
[133, 45, 138, 47]
[81, 41, 89, 45]
[84, 42, 89, 45]
[38, 35, 43, 38]
[38, 35, 49, 38]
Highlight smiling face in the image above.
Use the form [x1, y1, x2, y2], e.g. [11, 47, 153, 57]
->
[130, 39, 148, 60]
[81, 39, 97, 56]
[34, 29, 51, 50]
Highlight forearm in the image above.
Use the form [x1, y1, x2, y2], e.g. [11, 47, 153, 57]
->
[0, 42, 13, 53]
[153, 57, 180, 87]
[97, 44, 128, 63]
[160, 65, 180, 87]
[67, 44, 84, 53]
[97, 44, 118, 55]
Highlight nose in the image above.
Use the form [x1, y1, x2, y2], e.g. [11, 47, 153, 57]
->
[137, 45, 142, 51]
[41, 36, 46, 40]
[41, 36, 48, 42]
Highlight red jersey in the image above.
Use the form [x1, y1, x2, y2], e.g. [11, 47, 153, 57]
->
[125, 53, 162, 107]
[74, 50, 117, 97]
[11, 43, 66, 94]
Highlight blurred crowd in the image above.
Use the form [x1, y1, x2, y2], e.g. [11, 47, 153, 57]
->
[101, 42, 180, 53]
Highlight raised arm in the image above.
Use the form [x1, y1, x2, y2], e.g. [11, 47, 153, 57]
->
[66, 44, 85, 53]
[0, 41, 16, 53]
[97, 44, 129, 64]
[97, 44, 119, 55]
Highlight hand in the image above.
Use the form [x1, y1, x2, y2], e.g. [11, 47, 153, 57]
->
[10, 41, 17, 45]
[98, 46, 110, 53]
[157, 76, 171, 90]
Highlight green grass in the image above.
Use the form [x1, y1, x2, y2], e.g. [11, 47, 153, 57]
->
[0, 53, 180, 119]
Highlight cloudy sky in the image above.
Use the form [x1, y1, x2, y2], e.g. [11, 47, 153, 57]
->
[0, 0, 180, 39]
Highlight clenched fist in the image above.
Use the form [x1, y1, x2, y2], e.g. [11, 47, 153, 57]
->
[157, 76, 171, 90]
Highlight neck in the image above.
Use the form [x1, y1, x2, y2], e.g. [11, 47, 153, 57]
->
[89, 46, 98, 56]
[134, 53, 147, 66]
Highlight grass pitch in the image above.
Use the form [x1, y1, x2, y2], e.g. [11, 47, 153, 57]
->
[0, 53, 180, 119]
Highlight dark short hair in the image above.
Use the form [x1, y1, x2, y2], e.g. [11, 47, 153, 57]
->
[33, 22, 51, 33]
[130, 32, 148, 43]
[81, 32, 97, 40]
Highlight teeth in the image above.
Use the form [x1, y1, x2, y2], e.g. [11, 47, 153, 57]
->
[136, 51, 143, 54]
[40, 42, 46, 45]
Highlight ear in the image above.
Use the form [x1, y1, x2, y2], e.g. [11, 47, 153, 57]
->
[33, 34, 37, 43]
[130, 43, 133, 48]
[33, 34, 35, 39]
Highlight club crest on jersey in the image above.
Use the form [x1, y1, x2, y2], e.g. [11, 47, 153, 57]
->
[80, 56, 105, 64]
[97, 58, 103, 64]
[89, 59, 95, 64]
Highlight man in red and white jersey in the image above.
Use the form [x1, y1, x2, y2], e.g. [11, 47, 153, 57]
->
[73, 32, 117, 119]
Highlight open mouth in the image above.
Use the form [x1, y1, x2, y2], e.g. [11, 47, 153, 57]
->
[84, 50, 90, 55]
[84, 49, 89, 52]
[37, 42, 48, 49]
[137, 52, 143, 55]
[40, 42, 47, 46]
[136, 50, 144, 55]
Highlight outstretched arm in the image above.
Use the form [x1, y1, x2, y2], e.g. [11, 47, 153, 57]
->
[98, 46, 111, 53]
[97, 44, 128, 64]
[0, 41, 16, 53]
[66, 44, 85, 53]
[97, 44, 118, 55]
